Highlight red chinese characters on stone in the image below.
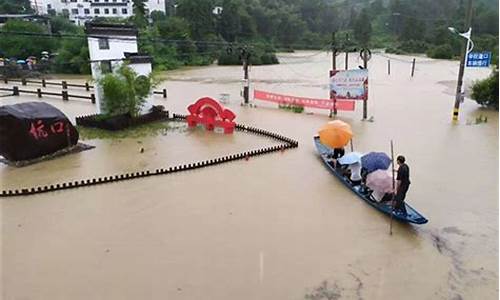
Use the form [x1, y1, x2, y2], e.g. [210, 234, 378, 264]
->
[29, 120, 65, 140]
[50, 121, 65, 134]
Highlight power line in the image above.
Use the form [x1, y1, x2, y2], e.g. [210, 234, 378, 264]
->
[0, 30, 330, 51]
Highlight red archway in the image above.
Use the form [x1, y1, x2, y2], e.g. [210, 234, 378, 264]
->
[186, 97, 236, 134]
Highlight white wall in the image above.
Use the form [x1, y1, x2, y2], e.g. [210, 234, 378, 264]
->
[33, 0, 166, 25]
[88, 34, 138, 113]
[147, 0, 166, 13]
[129, 62, 154, 114]
[87, 36, 138, 62]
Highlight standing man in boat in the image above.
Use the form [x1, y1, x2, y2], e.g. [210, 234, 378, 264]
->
[394, 155, 410, 214]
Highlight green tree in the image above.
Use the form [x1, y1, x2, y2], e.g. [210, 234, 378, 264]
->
[276, 12, 306, 47]
[49, 15, 80, 35]
[177, 0, 216, 40]
[0, 0, 32, 14]
[247, 6, 278, 39]
[217, 0, 241, 42]
[400, 16, 425, 41]
[132, 0, 148, 28]
[154, 17, 197, 64]
[54, 29, 90, 74]
[353, 8, 372, 46]
[150, 11, 167, 24]
[0, 20, 56, 58]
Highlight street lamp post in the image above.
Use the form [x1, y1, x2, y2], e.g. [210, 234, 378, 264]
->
[449, 26, 474, 122]
[449, 0, 473, 122]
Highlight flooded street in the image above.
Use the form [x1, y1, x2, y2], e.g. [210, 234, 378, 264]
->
[1, 52, 498, 299]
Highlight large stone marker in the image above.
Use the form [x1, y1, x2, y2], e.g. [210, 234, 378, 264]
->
[0, 102, 79, 161]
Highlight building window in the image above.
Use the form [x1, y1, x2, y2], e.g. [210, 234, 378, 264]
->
[98, 38, 109, 49]
[71, 9, 78, 14]
[47, 4, 52, 9]
[84, 8, 90, 14]
[112, 8, 117, 14]
[100, 61, 112, 74]
[94, 8, 100, 14]
[70, 0, 77, 2]
[104, 8, 109, 14]
[62, 9, 69, 16]
[122, 8, 127, 14]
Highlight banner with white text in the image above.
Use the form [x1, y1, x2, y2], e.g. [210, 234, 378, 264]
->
[253, 90, 355, 111]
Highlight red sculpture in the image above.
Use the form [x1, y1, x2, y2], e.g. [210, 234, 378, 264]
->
[186, 97, 236, 134]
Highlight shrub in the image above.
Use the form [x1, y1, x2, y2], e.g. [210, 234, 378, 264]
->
[471, 70, 498, 109]
[427, 44, 454, 59]
[398, 40, 429, 53]
[217, 44, 279, 66]
[278, 103, 304, 113]
[385, 47, 404, 54]
[97, 64, 155, 117]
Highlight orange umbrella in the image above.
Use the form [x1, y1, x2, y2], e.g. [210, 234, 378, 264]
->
[318, 120, 353, 148]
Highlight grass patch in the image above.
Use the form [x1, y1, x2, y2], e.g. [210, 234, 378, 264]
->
[278, 103, 305, 113]
[77, 120, 187, 140]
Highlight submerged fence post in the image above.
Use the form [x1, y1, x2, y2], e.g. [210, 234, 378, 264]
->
[388, 59, 391, 75]
[21, 78, 26, 86]
[37, 88, 42, 98]
[162, 88, 167, 98]
[85, 82, 90, 91]
[90, 93, 96, 104]
[411, 58, 416, 77]
[42, 78, 46, 87]
[62, 81, 68, 90]
[12, 86, 19, 96]
[62, 90, 68, 101]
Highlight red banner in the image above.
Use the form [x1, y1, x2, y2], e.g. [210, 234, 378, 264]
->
[254, 90, 355, 111]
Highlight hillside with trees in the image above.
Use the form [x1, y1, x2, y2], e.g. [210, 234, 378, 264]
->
[0, 0, 498, 74]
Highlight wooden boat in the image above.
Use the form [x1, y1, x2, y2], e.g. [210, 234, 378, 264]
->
[314, 136, 428, 225]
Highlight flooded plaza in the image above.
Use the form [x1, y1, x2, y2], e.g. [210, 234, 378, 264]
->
[1, 52, 498, 299]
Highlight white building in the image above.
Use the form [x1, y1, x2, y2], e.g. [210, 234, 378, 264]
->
[85, 22, 153, 114]
[31, 0, 166, 26]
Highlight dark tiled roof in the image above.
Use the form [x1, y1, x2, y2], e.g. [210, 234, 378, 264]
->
[124, 52, 153, 64]
[84, 22, 138, 36]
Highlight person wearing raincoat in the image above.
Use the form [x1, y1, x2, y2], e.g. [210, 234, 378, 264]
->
[394, 155, 410, 213]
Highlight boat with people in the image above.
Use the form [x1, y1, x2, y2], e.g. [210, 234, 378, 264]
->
[314, 136, 428, 225]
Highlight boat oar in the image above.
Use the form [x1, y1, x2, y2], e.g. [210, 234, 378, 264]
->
[389, 140, 395, 235]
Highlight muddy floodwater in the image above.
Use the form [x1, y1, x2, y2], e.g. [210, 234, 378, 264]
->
[1, 52, 498, 299]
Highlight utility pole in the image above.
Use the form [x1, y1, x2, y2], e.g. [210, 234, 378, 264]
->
[362, 49, 369, 120]
[453, 0, 473, 122]
[240, 47, 251, 104]
[331, 32, 337, 117]
[344, 33, 349, 70]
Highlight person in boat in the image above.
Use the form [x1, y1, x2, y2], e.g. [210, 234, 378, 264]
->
[372, 190, 394, 203]
[332, 147, 345, 168]
[347, 161, 362, 186]
[394, 155, 410, 214]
